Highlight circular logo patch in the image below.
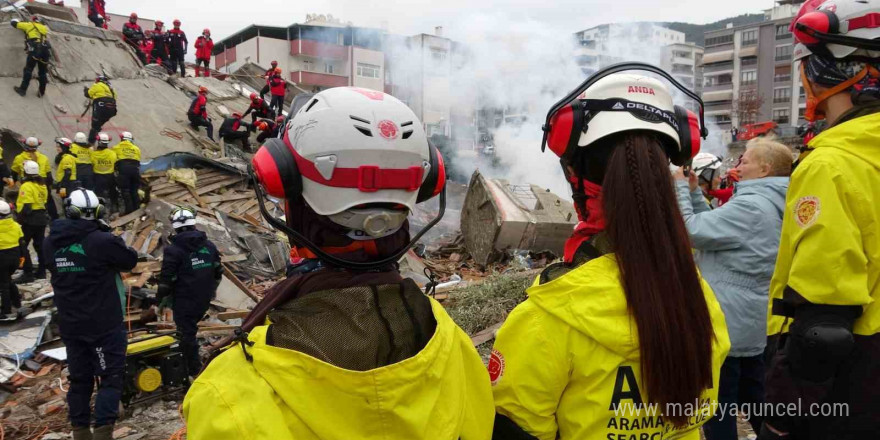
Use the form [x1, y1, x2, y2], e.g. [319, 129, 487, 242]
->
[488, 349, 505, 385]
[377, 120, 398, 139]
[794, 196, 821, 228]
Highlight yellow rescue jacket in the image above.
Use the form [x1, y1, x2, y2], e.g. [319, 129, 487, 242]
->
[17, 181, 48, 212]
[0, 218, 23, 251]
[15, 21, 48, 41]
[55, 154, 77, 183]
[492, 255, 730, 440]
[11, 152, 51, 178]
[91, 148, 116, 175]
[768, 112, 880, 337]
[112, 140, 141, 162]
[183, 298, 494, 440]
[88, 82, 117, 101]
[70, 143, 93, 165]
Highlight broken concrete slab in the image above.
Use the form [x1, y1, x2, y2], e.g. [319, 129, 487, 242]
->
[460, 170, 577, 265]
[214, 276, 257, 311]
[0, 309, 53, 362]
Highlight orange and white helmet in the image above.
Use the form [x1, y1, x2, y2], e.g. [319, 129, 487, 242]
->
[252, 87, 446, 237]
[792, 0, 880, 61]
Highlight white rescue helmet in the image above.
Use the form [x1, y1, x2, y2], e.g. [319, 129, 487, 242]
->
[121, 132, 134, 142]
[24, 137, 41, 150]
[792, 0, 880, 61]
[691, 152, 723, 185]
[97, 133, 111, 147]
[170, 206, 197, 230]
[23, 160, 40, 176]
[74, 132, 88, 144]
[576, 74, 683, 153]
[66, 189, 102, 220]
[284, 87, 432, 218]
[0, 199, 11, 219]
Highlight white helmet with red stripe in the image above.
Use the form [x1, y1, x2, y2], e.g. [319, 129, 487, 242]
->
[791, 0, 880, 61]
[252, 87, 446, 238]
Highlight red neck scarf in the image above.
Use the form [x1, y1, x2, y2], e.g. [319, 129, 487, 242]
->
[564, 178, 605, 263]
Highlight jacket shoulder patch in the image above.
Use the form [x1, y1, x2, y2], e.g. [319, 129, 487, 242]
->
[794, 196, 820, 228]
[488, 349, 505, 386]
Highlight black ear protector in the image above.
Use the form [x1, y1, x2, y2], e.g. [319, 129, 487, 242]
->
[541, 62, 708, 166]
[64, 188, 105, 220]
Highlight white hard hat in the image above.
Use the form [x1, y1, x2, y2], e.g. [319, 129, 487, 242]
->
[97, 133, 110, 145]
[287, 87, 433, 217]
[0, 199, 11, 218]
[23, 160, 40, 176]
[170, 206, 197, 230]
[66, 189, 102, 220]
[793, 0, 880, 61]
[74, 132, 88, 144]
[121, 132, 133, 141]
[577, 74, 681, 151]
[692, 152, 722, 171]
[25, 137, 41, 149]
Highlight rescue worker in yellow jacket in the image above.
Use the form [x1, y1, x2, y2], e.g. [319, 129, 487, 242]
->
[490, 70, 730, 440]
[71, 133, 94, 191]
[90, 134, 118, 214]
[84, 76, 118, 144]
[13, 160, 50, 284]
[112, 132, 141, 214]
[12, 137, 57, 220]
[54, 138, 77, 198]
[184, 87, 493, 440]
[760, 1, 880, 439]
[0, 143, 14, 188]
[11, 16, 50, 98]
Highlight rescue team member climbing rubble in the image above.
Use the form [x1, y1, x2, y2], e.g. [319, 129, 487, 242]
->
[158, 207, 222, 377]
[183, 87, 493, 439]
[85, 75, 118, 145]
[243, 93, 275, 126]
[490, 66, 729, 440]
[188, 86, 215, 142]
[44, 189, 138, 440]
[760, 0, 880, 438]
[11, 16, 50, 98]
[13, 160, 50, 284]
[112, 132, 141, 215]
[260, 61, 278, 99]
[268, 67, 287, 115]
[218, 112, 252, 150]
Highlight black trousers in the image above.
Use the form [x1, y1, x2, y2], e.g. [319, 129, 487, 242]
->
[21, 223, 46, 275]
[125, 38, 147, 64]
[87, 12, 105, 28]
[168, 52, 186, 77]
[116, 164, 140, 215]
[174, 308, 208, 376]
[195, 59, 210, 76]
[64, 326, 126, 428]
[88, 105, 117, 144]
[150, 48, 165, 66]
[703, 355, 764, 440]
[256, 130, 277, 144]
[19, 50, 49, 95]
[188, 115, 214, 141]
[220, 130, 250, 150]
[94, 173, 117, 213]
[270, 95, 285, 115]
[76, 165, 95, 191]
[259, 84, 270, 99]
[0, 249, 21, 315]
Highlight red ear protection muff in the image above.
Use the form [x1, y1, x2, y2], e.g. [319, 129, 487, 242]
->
[416, 144, 446, 203]
[794, 10, 840, 45]
[541, 62, 707, 166]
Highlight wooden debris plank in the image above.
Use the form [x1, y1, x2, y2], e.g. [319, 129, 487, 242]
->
[146, 233, 162, 254]
[216, 201, 240, 212]
[201, 193, 252, 204]
[131, 227, 152, 251]
[149, 181, 180, 192]
[196, 177, 244, 196]
[216, 310, 249, 320]
[188, 187, 209, 209]
[165, 188, 192, 201]
[470, 322, 504, 347]
[230, 212, 272, 232]
[140, 171, 165, 178]
[221, 254, 248, 263]
[152, 183, 189, 196]
[195, 174, 235, 188]
[109, 208, 146, 228]
[234, 199, 259, 215]
[131, 261, 162, 274]
[227, 199, 251, 213]
[223, 264, 261, 302]
[125, 272, 152, 288]
[245, 206, 261, 218]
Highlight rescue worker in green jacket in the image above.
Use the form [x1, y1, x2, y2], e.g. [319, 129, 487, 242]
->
[54, 137, 77, 199]
[489, 71, 729, 440]
[183, 87, 493, 439]
[84, 76, 118, 145]
[70, 133, 95, 191]
[11, 16, 50, 98]
[760, 1, 880, 439]
[112, 132, 141, 214]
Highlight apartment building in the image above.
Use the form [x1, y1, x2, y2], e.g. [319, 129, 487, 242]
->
[700, 2, 804, 131]
[662, 43, 705, 95]
[574, 23, 687, 76]
[211, 21, 386, 95]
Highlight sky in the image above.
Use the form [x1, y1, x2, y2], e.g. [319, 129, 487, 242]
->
[105, 0, 779, 42]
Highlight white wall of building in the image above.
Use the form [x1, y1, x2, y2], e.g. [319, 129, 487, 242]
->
[258, 37, 290, 72]
[351, 47, 384, 91]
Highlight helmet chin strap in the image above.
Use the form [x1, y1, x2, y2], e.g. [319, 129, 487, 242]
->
[250, 165, 446, 271]
[801, 62, 871, 121]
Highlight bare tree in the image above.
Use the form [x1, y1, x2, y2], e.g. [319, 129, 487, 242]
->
[732, 89, 765, 126]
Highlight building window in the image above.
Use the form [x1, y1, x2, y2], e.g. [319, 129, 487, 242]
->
[741, 56, 758, 66]
[337, 34, 344, 45]
[775, 45, 793, 61]
[776, 24, 791, 40]
[714, 114, 731, 124]
[303, 60, 315, 72]
[325, 63, 335, 74]
[356, 62, 380, 79]
[773, 87, 791, 103]
[799, 86, 805, 98]
[798, 107, 806, 119]
[741, 70, 757, 86]
[431, 48, 447, 62]
[773, 109, 791, 124]
[705, 34, 734, 47]
[741, 30, 758, 46]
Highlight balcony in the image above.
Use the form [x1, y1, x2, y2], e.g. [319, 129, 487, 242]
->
[703, 82, 733, 92]
[705, 100, 733, 111]
[774, 74, 792, 83]
[773, 97, 791, 104]
[291, 71, 348, 88]
[740, 80, 757, 88]
[776, 55, 792, 63]
[776, 32, 793, 41]
[741, 39, 758, 47]
[290, 39, 347, 60]
[672, 65, 694, 75]
[740, 57, 758, 67]
[703, 61, 734, 73]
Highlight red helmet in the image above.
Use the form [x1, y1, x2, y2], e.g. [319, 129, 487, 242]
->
[271, 60, 278, 67]
[155, 20, 163, 28]
[203, 28, 211, 35]
[250, 92, 258, 101]
[232, 112, 242, 119]
[130, 13, 138, 21]
[173, 19, 181, 27]
[275, 115, 286, 124]
[256, 121, 268, 131]
[199, 86, 208, 94]
[274, 67, 282, 74]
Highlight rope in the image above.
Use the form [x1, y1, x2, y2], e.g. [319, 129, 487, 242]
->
[27, 427, 47, 440]
[0, 339, 37, 380]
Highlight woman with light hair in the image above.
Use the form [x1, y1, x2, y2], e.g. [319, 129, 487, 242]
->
[672, 137, 793, 440]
